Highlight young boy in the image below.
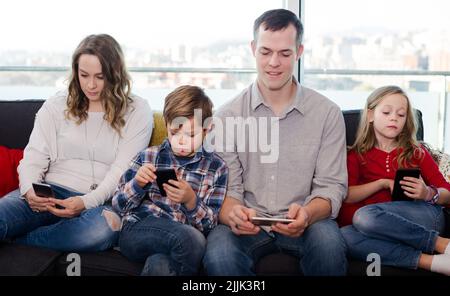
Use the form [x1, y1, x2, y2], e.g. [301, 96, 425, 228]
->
[112, 85, 228, 276]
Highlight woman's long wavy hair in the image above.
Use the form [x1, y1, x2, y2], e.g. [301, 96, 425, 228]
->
[351, 85, 423, 168]
[66, 34, 132, 135]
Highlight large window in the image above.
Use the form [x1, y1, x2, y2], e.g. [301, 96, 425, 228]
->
[4, 1, 450, 151]
[303, 0, 450, 151]
[0, 0, 285, 110]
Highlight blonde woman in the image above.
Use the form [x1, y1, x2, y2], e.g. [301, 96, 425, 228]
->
[0, 34, 153, 252]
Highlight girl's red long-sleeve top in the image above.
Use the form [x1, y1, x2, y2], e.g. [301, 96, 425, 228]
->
[337, 146, 450, 226]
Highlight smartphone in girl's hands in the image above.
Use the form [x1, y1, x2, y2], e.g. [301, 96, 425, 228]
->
[392, 168, 421, 201]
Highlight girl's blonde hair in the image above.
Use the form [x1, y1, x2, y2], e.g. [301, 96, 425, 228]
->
[66, 34, 132, 134]
[351, 85, 423, 167]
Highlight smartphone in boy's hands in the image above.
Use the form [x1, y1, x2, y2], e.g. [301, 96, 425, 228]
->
[155, 168, 178, 196]
[391, 168, 421, 201]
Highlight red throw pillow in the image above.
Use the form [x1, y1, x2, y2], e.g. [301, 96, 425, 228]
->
[0, 146, 24, 197]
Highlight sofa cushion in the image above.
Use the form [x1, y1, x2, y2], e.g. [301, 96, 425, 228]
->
[438, 154, 450, 182]
[0, 242, 61, 275]
[0, 100, 44, 149]
[255, 253, 302, 275]
[149, 112, 167, 147]
[0, 145, 23, 197]
[422, 143, 450, 183]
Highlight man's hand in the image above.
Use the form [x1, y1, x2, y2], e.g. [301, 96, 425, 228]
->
[25, 189, 55, 213]
[46, 196, 86, 218]
[135, 164, 157, 188]
[271, 204, 310, 237]
[228, 205, 260, 235]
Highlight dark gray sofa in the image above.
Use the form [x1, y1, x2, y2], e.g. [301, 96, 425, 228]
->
[0, 99, 447, 276]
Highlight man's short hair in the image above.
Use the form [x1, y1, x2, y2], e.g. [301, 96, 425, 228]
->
[163, 85, 213, 126]
[253, 9, 303, 46]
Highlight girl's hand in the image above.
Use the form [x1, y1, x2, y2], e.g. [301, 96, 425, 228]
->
[163, 178, 196, 209]
[46, 196, 86, 218]
[399, 176, 429, 200]
[381, 179, 394, 193]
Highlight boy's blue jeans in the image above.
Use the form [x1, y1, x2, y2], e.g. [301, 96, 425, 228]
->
[119, 215, 206, 276]
[341, 201, 445, 269]
[203, 219, 348, 276]
[0, 184, 119, 252]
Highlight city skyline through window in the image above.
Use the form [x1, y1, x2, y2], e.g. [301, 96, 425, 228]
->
[2, 0, 450, 150]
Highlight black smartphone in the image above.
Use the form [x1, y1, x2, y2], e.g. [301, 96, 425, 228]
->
[32, 182, 55, 197]
[391, 168, 421, 201]
[155, 168, 178, 196]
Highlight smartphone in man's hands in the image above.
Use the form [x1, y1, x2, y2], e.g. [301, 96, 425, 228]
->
[250, 216, 295, 226]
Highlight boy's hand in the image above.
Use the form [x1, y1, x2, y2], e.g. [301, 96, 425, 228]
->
[135, 164, 157, 188]
[400, 176, 429, 200]
[163, 176, 196, 209]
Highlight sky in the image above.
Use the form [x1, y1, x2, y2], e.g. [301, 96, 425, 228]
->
[1, 0, 279, 51]
[305, 0, 450, 36]
[1, 0, 450, 51]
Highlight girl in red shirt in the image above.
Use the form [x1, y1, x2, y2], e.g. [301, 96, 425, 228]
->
[341, 85, 450, 275]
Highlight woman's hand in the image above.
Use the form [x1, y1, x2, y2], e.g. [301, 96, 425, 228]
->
[25, 189, 55, 213]
[399, 176, 429, 200]
[46, 196, 86, 218]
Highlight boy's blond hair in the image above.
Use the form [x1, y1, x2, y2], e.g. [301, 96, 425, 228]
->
[163, 85, 213, 126]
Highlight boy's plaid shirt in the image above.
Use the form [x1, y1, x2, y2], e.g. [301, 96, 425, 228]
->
[112, 139, 228, 236]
